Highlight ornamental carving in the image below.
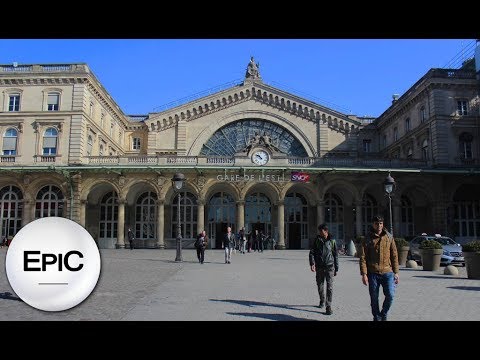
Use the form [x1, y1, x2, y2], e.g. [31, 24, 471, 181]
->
[157, 176, 167, 188]
[196, 175, 206, 189]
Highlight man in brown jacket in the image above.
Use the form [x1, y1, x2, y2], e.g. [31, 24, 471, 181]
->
[359, 215, 399, 321]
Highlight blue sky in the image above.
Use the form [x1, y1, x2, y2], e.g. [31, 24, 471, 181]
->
[1, 39, 475, 117]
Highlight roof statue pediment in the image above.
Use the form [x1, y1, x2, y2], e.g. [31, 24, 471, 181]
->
[144, 57, 361, 133]
[245, 56, 262, 81]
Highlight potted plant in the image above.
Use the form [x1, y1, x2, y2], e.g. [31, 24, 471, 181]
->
[353, 236, 365, 258]
[395, 238, 409, 266]
[419, 239, 443, 271]
[462, 240, 480, 279]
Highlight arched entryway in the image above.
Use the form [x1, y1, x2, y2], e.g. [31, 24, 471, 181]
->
[245, 191, 272, 239]
[207, 191, 236, 248]
[452, 184, 480, 243]
[284, 191, 308, 249]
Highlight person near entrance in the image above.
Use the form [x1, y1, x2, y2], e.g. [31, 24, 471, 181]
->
[238, 227, 247, 254]
[222, 226, 235, 264]
[309, 223, 338, 315]
[359, 215, 399, 321]
[195, 230, 208, 264]
[127, 227, 135, 250]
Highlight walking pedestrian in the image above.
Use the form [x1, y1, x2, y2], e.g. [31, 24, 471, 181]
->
[195, 230, 208, 264]
[309, 223, 338, 315]
[222, 226, 235, 264]
[127, 227, 135, 250]
[359, 215, 399, 321]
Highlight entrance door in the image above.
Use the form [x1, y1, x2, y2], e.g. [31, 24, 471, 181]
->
[215, 222, 229, 249]
[288, 223, 301, 249]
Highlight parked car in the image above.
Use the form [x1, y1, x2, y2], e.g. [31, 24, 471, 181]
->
[408, 234, 464, 266]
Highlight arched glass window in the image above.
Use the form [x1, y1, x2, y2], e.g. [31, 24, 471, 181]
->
[400, 195, 414, 236]
[35, 185, 64, 218]
[422, 139, 428, 160]
[0, 185, 23, 238]
[171, 191, 197, 239]
[459, 132, 473, 159]
[3, 128, 18, 155]
[99, 191, 118, 240]
[135, 191, 157, 240]
[285, 192, 308, 249]
[200, 119, 307, 157]
[87, 135, 93, 156]
[324, 193, 344, 240]
[420, 106, 426, 123]
[43, 127, 58, 155]
[405, 118, 411, 132]
[361, 193, 378, 236]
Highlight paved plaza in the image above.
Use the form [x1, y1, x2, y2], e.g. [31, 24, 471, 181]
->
[1, 248, 479, 321]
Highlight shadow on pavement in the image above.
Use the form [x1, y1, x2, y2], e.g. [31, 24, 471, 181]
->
[447, 286, 480, 291]
[0, 292, 22, 301]
[210, 299, 320, 315]
[413, 275, 465, 280]
[226, 312, 313, 321]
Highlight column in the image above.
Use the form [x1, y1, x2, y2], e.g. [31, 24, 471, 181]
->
[22, 199, 34, 227]
[197, 199, 205, 233]
[236, 200, 245, 231]
[316, 200, 325, 227]
[116, 199, 125, 249]
[355, 200, 363, 237]
[277, 200, 285, 250]
[156, 199, 165, 249]
[80, 199, 87, 227]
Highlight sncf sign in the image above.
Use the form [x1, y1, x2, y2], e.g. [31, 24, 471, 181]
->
[291, 171, 310, 182]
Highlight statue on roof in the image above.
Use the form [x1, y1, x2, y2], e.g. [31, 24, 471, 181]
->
[245, 56, 261, 80]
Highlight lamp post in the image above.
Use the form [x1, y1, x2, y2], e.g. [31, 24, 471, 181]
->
[172, 173, 185, 262]
[383, 172, 395, 237]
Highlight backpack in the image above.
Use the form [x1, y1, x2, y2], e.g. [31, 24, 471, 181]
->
[195, 236, 204, 248]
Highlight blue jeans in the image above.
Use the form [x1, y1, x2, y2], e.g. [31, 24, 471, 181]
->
[368, 272, 395, 320]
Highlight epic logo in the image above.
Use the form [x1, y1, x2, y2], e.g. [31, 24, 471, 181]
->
[24, 250, 84, 271]
[291, 171, 310, 182]
[5, 217, 100, 311]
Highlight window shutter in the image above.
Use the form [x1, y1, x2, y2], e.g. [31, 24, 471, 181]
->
[43, 137, 57, 148]
[2, 137, 17, 150]
[48, 94, 59, 104]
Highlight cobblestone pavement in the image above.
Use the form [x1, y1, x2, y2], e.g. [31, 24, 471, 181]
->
[1, 248, 479, 321]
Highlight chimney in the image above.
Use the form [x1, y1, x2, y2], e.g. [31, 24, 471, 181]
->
[392, 94, 400, 104]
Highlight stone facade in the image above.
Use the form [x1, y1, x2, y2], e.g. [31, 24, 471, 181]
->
[0, 56, 479, 249]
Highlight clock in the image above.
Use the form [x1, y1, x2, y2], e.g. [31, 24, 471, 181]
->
[252, 150, 269, 165]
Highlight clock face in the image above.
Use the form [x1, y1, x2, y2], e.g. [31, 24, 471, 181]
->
[252, 150, 269, 165]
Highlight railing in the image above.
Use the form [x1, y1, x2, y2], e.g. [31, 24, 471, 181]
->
[36, 155, 56, 163]
[1, 65, 32, 72]
[41, 65, 72, 72]
[1, 64, 86, 73]
[0, 156, 15, 163]
[429, 68, 476, 80]
[84, 155, 432, 169]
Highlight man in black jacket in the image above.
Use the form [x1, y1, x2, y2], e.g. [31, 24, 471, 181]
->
[309, 223, 339, 315]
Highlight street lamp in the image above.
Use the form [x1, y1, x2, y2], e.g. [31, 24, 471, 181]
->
[383, 172, 395, 236]
[172, 172, 186, 262]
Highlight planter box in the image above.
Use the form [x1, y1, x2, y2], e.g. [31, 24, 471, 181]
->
[397, 246, 410, 267]
[420, 248, 442, 271]
[464, 252, 480, 279]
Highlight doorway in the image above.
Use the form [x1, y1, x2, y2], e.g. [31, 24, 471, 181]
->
[288, 222, 301, 249]
[215, 222, 230, 249]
